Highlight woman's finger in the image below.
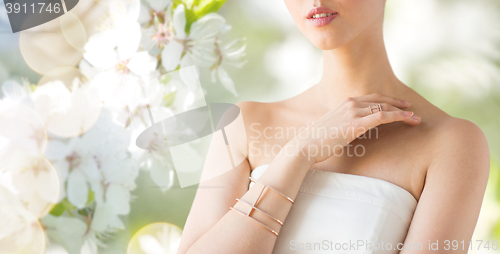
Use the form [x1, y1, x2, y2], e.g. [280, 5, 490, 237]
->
[349, 93, 411, 109]
[351, 102, 420, 126]
[357, 110, 420, 128]
[353, 102, 400, 116]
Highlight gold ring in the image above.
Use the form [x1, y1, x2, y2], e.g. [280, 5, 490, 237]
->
[369, 104, 383, 115]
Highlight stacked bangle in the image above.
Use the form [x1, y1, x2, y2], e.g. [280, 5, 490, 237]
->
[229, 176, 295, 236]
[236, 198, 284, 226]
[230, 206, 279, 236]
[249, 176, 295, 204]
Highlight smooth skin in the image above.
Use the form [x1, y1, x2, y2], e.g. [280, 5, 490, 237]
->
[178, 0, 490, 253]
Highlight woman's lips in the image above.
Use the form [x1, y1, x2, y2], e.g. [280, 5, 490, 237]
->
[306, 7, 338, 27]
[307, 13, 338, 27]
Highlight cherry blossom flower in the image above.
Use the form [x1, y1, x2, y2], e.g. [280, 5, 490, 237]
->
[210, 39, 247, 97]
[45, 110, 139, 240]
[160, 5, 242, 96]
[0, 1, 247, 252]
[82, 0, 158, 113]
[139, 0, 173, 52]
[0, 206, 44, 253]
[0, 98, 59, 218]
[83, 27, 158, 111]
[161, 5, 224, 72]
[31, 80, 102, 138]
[0, 154, 60, 218]
[131, 129, 175, 192]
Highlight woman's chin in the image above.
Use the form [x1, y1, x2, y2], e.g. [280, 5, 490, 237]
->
[303, 29, 351, 50]
[310, 38, 348, 51]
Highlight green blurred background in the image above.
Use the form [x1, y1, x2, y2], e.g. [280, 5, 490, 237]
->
[1, 0, 499, 253]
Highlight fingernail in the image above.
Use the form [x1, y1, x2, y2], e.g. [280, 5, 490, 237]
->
[411, 114, 420, 120]
[404, 111, 413, 116]
[403, 100, 411, 106]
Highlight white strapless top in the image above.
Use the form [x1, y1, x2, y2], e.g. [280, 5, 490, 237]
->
[249, 164, 418, 254]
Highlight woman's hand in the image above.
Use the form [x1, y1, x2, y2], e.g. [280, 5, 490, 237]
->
[292, 93, 421, 163]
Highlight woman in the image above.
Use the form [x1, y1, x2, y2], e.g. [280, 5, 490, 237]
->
[178, 1, 490, 253]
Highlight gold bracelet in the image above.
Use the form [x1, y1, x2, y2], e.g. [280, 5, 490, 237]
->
[236, 198, 284, 226]
[230, 206, 279, 236]
[249, 176, 294, 204]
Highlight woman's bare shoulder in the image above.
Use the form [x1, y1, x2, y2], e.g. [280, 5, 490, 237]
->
[432, 115, 488, 153]
[403, 89, 489, 177]
[422, 107, 489, 181]
[412, 93, 487, 148]
[235, 87, 312, 121]
[235, 100, 290, 126]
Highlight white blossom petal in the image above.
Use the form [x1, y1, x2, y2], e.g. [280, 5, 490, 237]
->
[91, 71, 142, 110]
[81, 239, 98, 254]
[67, 170, 88, 209]
[179, 53, 195, 70]
[179, 60, 200, 91]
[45, 140, 69, 161]
[0, 171, 18, 195]
[31, 81, 102, 138]
[91, 204, 125, 232]
[105, 184, 130, 215]
[219, 23, 232, 34]
[149, 157, 174, 192]
[83, 31, 119, 69]
[89, 180, 104, 205]
[128, 52, 158, 76]
[41, 215, 87, 254]
[145, 0, 171, 12]
[172, 4, 186, 39]
[13, 169, 36, 200]
[161, 41, 184, 71]
[52, 160, 69, 202]
[80, 156, 101, 182]
[217, 67, 238, 96]
[138, 4, 150, 24]
[125, 0, 141, 22]
[34, 167, 59, 204]
[190, 13, 225, 40]
[210, 69, 217, 83]
[90, 205, 109, 232]
[117, 21, 142, 60]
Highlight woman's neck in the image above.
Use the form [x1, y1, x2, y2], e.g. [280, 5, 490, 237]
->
[315, 15, 407, 107]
